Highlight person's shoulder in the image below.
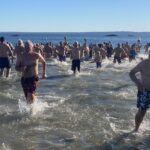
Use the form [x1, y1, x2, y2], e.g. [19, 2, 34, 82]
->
[3, 42, 10, 48]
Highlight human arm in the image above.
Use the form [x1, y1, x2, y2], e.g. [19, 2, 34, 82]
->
[39, 54, 47, 79]
[129, 62, 143, 91]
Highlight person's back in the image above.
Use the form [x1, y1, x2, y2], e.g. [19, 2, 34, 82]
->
[95, 51, 102, 68]
[0, 37, 13, 77]
[98, 44, 106, 59]
[113, 44, 125, 64]
[71, 42, 81, 74]
[71, 47, 80, 60]
[0, 42, 12, 57]
[136, 59, 150, 90]
[113, 47, 123, 57]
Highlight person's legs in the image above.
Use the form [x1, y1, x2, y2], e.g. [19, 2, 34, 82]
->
[21, 76, 39, 104]
[4, 58, 11, 77]
[134, 109, 146, 132]
[72, 60, 76, 75]
[77, 60, 80, 72]
[113, 56, 116, 63]
[133, 90, 150, 132]
[27, 92, 35, 104]
[0, 68, 4, 76]
[6, 68, 11, 77]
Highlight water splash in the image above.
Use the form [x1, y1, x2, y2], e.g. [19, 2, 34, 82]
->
[1, 143, 11, 150]
[18, 98, 49, 116]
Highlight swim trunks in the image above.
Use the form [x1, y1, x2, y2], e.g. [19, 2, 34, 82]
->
[21, 76, 39, 98]
[72, 59, 80, 72]
[137, 89, 150, 110]
[113, 56, 121, 64]
[0, 57, 11, 69]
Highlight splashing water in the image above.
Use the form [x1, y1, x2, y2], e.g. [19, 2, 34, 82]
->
[1, 143, 11, 150]
[18, 98, 49, 116]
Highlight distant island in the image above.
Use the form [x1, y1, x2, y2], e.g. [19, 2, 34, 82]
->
[128, 34, 134, 37]
[105, 34, 118, 37]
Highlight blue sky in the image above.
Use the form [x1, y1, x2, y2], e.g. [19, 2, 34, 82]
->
[0, 0, 150, 32]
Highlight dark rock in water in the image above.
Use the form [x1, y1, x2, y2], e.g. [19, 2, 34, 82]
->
[105, 34, 118, 37]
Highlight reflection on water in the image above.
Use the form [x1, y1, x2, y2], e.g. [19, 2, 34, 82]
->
[0, 55, 150, 150]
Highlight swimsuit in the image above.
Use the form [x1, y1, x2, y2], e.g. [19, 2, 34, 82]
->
[137, 89, 150, 110]
[72, 59, 80, 72]
[21, 76, 39, 98]
[0, 57, 11, 69]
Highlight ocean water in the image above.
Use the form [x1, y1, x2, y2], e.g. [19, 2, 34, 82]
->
[0, 32, 150, 150]
[1, 31, 150, 46]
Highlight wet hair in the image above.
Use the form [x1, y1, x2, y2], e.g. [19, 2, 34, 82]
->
[0, 36, 5, 42]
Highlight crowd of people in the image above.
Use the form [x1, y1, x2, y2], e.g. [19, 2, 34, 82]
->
[0, 35, 150, 132]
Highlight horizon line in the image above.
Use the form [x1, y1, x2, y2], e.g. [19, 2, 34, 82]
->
[0, 31, 150, 33]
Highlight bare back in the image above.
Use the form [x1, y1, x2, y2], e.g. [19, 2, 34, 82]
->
[0, 43, 12, 57]
[131, 59, 150, 90]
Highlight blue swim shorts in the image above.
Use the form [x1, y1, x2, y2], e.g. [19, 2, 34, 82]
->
[137, 89, 150, 111]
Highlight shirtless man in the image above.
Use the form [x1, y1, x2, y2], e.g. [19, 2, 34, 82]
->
[19, 40, 46, 104]
[43, 42, 53, 60]
[95, 51, 102, 68]
[71, 41, 81, 75]
[129, 50, 150, 132]
[113, 43, 127, 64]
[0, 36, 13, 77]
[14, 39, 25, 72]
[98, 44, 107, 59]
[57, 41, 67, 62]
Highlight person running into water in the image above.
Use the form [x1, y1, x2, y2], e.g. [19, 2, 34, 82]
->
[18, 40, 47, 104]
[14, 39, 25, 72]
[0, 36, 13, 77]
[129, 44, 137, 62]
[95, 51, 102, 69]
[57, 41, 67, 62]
[129, 50, 150, 132]
[113, 43, 126, 64]
[71, 41, 81, 75]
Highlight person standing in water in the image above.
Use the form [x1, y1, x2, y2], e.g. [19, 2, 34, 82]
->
[0, 36, 13, 77]
[129, 50, 150, 132]
[95, 51, 102, 69]
[14, 39, 25, 72]
[71, 41, 81, 75]
[19, 40, 47, 104]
